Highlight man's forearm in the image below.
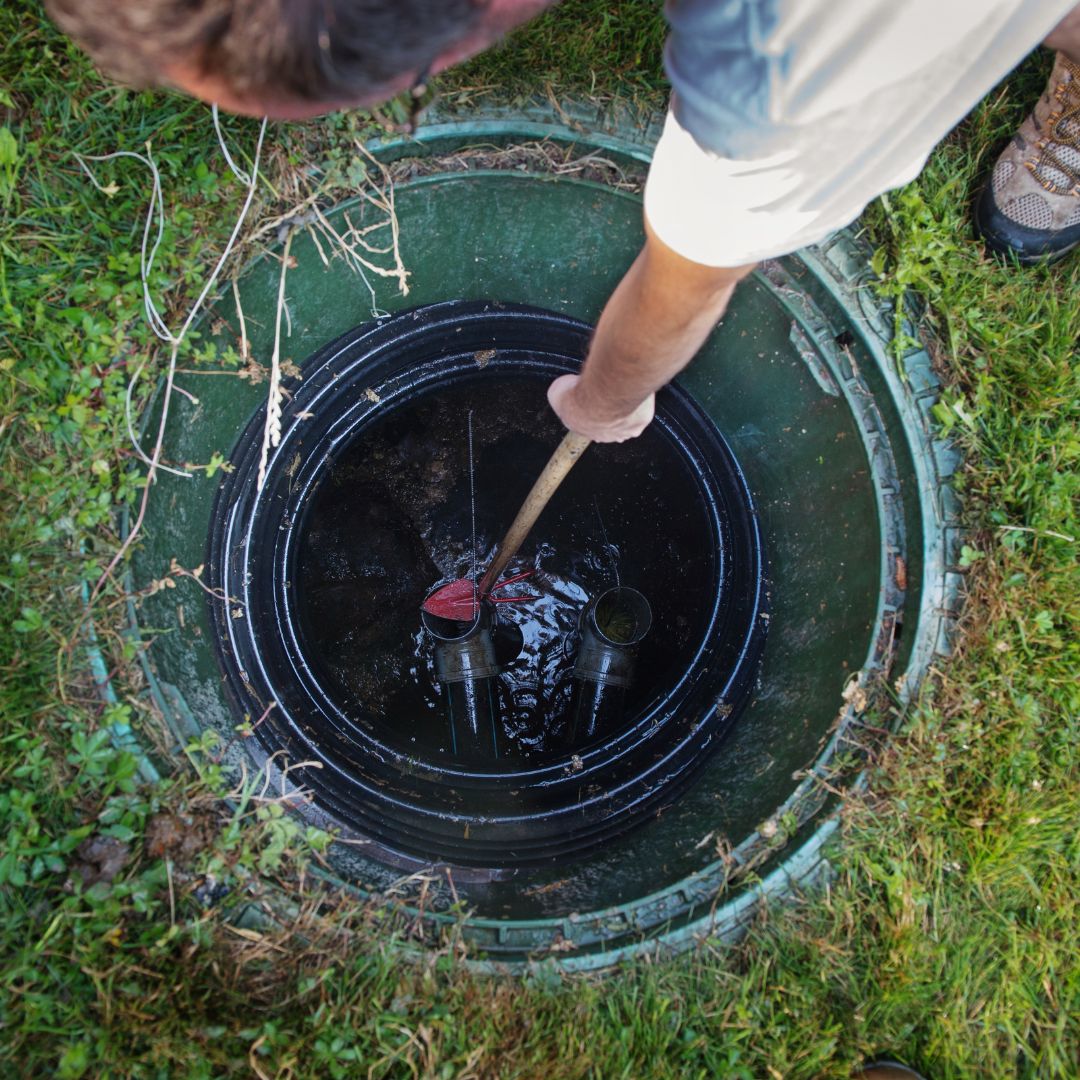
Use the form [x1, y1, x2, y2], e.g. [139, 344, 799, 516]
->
[548, 218, 755, 441]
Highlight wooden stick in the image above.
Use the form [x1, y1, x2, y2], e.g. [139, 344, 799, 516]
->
[478, 431, 591, 596]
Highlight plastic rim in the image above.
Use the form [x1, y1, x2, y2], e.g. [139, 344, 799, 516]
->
[112, 103, 961, 971]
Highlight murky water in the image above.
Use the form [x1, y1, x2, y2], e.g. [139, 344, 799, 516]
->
[293, 377, 716, 764]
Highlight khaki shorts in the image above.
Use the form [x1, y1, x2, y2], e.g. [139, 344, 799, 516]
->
[645, 0, 1076, 265]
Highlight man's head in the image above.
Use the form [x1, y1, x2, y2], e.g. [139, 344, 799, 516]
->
[46, 0, 555, 119]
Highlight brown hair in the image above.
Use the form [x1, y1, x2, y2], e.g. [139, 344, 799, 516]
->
[46, 0, 486, 103]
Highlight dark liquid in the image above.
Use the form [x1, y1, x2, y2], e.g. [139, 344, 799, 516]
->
[293, 377, 716, 764]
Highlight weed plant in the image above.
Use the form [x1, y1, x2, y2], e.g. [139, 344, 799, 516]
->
[1, 2, 1077, 1077]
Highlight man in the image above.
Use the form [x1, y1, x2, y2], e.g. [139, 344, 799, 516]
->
[47, 0, 1080, 444]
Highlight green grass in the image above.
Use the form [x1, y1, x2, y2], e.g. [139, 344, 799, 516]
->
[450, 0, 669, 101]
[2, 2, 1078, 1077]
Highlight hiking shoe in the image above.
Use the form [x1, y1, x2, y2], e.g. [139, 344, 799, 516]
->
[975, 51, 1080, 263]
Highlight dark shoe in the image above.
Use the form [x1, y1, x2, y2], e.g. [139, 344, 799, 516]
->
[975, 51, 1080, 264]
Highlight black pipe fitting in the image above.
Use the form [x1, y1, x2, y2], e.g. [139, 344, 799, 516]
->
[568, 586, 653, 745]
[421, 602, 502, 760]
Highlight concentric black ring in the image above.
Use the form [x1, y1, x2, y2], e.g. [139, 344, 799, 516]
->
[207, 301, 767, 867]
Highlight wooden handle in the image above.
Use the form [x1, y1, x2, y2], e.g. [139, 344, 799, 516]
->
[479, 431, 591, 595]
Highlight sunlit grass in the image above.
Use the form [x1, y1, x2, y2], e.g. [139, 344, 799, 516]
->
[1, 2, 1076, 1077]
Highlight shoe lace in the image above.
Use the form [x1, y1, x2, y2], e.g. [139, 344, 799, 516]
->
[1034, 57, 1080, 192]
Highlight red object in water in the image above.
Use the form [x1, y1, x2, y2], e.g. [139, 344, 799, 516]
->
[422, 569, 534, 620]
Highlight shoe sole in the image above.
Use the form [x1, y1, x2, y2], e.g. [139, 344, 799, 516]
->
[973, 183, 1080, 265]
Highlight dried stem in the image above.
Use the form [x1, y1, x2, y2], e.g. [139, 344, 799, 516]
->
[257, 231, 293, 492]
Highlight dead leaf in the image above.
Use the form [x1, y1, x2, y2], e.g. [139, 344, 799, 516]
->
[842, 679, 868, 713]
[145, 810, 217, 867]
[70, 835, 131, 888]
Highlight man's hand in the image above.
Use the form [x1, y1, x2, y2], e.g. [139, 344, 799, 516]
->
[547, 216, 755, 442]
[547, 374, 654, 442]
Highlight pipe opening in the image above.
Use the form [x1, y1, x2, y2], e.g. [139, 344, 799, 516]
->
[588, 586, 653, 648]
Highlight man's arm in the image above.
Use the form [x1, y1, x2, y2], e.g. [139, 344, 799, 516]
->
[547, 216, 754, 442]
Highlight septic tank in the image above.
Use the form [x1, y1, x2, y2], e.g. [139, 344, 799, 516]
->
[126, 103, 960, 971]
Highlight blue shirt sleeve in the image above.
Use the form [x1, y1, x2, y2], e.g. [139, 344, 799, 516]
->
[664, 0, 793, 159]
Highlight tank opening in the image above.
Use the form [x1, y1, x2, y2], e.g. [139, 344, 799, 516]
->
[293, 375, 721, 763]
[208, 303, 768, 868]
